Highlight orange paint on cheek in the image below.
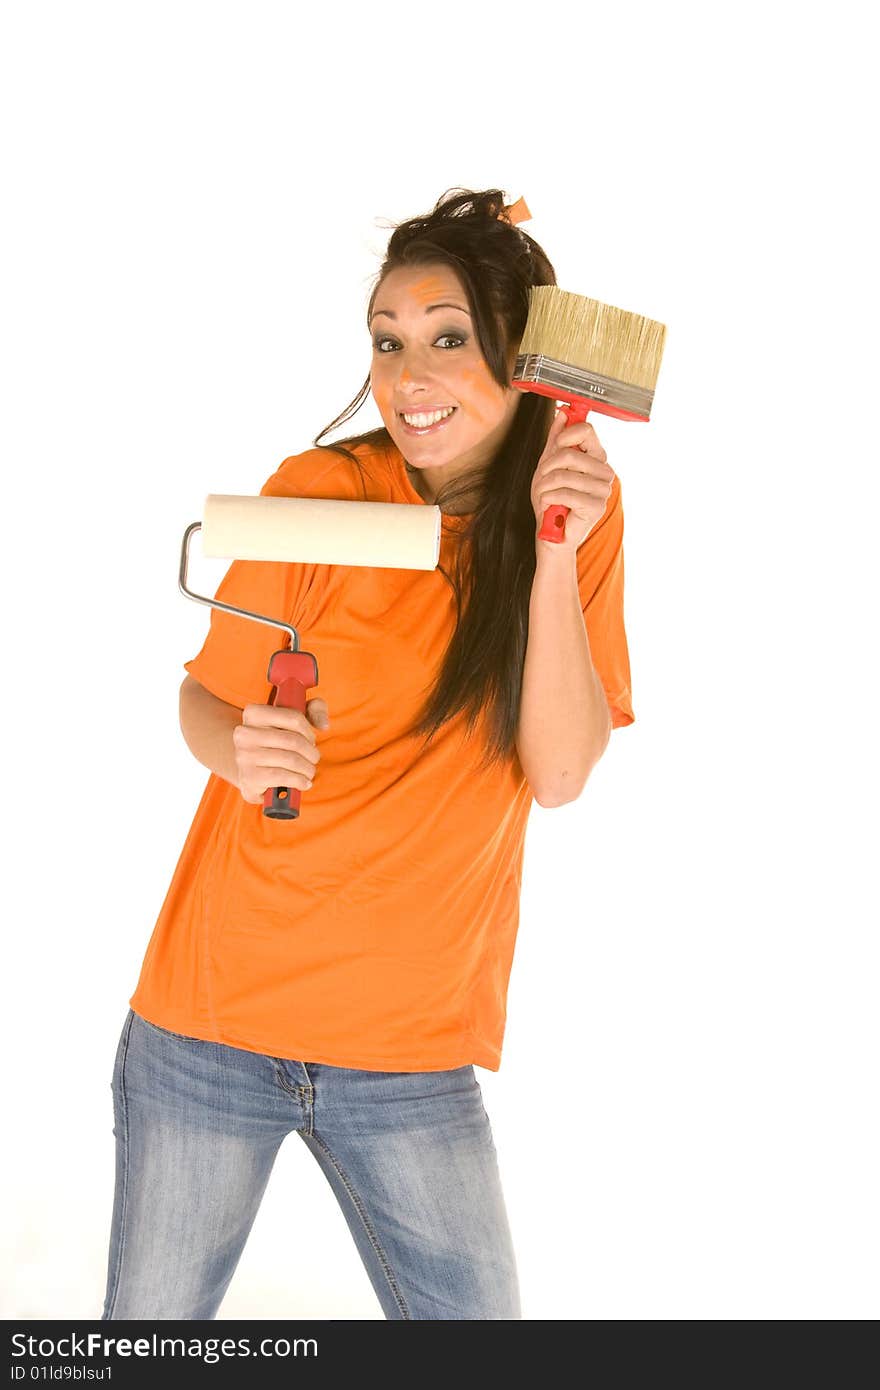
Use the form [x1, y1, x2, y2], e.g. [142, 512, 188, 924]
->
[459, 361, 505, 424]
[372, 378, 392, 414]
[461, 362, 499, 399]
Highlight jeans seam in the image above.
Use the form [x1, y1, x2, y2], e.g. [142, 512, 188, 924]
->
[307, 1131, 411, 1320]
[103, 1012, 134, 1319]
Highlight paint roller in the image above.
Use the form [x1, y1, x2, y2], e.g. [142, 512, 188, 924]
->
[179, 493, 441, 821]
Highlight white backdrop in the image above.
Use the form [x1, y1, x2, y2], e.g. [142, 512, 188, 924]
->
[1, 0, 876, 1321]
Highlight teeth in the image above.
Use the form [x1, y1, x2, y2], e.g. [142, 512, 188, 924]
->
[402, 407, 455, 428]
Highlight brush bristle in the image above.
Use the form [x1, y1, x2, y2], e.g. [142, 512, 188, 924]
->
[519, 286, 666, 390]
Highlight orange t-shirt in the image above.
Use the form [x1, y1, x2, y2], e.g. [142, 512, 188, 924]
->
[129, 437, 634, 1071]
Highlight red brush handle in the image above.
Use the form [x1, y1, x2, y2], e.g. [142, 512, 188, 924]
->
[263, 648, 319, 820]
[537, 398, 592, 543]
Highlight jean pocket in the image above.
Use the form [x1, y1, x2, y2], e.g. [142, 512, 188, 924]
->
[136, 1013, 199, 1044]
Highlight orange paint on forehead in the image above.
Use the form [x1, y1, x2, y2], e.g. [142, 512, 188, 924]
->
[408, 273, 457, 305]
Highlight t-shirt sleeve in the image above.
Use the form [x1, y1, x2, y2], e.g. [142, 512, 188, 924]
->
[183, 448, 353, 709]
[575, 471, 635, 729]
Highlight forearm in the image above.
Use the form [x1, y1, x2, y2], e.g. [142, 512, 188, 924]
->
[517, 550, 612, 805]
[179, 681, 242, 788]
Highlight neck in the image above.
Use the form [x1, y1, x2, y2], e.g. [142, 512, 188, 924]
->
[405, 461, 486, 514]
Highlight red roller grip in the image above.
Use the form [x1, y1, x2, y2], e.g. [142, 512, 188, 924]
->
[263, 647, 319, 820]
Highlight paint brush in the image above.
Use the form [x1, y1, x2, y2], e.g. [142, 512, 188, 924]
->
[511, 286, 667, 541]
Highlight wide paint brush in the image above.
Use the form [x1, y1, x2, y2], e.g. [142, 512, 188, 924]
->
[511, 285, 667, 541]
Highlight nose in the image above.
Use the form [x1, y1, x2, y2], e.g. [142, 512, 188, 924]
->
[397, 358, 438, 398]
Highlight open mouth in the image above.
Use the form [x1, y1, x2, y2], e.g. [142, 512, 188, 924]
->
[399, 407, 458, 435]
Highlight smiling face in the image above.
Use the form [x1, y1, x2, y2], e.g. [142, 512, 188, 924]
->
[369, 263, 521, 503]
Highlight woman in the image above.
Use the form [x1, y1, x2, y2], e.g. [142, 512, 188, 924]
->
[101, 187, 634, 1321]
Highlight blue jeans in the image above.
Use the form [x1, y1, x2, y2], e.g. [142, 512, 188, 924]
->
[101, 1009, 521, 1320]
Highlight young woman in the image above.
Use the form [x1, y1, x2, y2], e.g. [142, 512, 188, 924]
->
[101, 187, 634, 1321]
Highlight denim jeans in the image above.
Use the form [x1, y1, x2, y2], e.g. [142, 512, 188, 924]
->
[101, 1009, 521, 1320]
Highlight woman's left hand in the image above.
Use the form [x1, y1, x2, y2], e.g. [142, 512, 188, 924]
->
[531, 409, 615, 554]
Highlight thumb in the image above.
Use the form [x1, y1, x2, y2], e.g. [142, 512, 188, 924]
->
[307, 697, 330, 727]
[540, 406, 568, 461]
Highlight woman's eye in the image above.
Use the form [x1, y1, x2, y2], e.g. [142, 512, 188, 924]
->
[373, 333, 465, 352]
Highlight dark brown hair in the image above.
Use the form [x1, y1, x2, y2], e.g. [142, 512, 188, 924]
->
[312, 187, 558, 772]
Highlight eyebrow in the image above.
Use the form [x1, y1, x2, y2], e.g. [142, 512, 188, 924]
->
[369, 302, 471, 324]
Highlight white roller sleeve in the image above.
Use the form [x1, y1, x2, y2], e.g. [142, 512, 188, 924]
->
[201, 494, 441, 570]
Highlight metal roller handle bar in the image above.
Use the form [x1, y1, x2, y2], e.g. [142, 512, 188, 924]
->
[179, 522, 301, 651]
[178, 521, 316, 821]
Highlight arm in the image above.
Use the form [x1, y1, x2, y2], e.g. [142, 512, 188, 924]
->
[515, 548, 612, 807]
[179, 674, 242, 788]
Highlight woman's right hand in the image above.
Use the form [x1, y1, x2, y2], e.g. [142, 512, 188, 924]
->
[232, 698, 329, 804]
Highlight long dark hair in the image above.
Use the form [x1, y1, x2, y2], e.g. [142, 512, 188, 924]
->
[312, 187, 558, 773]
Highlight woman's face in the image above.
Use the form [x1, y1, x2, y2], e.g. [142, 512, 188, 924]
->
[369, 263, 521, 493]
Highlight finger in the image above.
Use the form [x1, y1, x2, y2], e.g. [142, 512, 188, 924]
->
[538, 468, 614, 497]
[250, 744, 320, 771]
[538, 485, 612, 510]
[562, 434, 607, 463]
[242, 703, 317, 742]
[557, 418, 606, 457]
[234, 724, 316, 753]
[542, 453, 611, 486]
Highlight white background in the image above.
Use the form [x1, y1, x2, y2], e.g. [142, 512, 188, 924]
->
[1, 0, 876, 1321]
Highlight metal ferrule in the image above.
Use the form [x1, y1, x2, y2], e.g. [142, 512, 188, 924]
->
[179, 521, 300, 652]
[514, 353, 655, 419]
